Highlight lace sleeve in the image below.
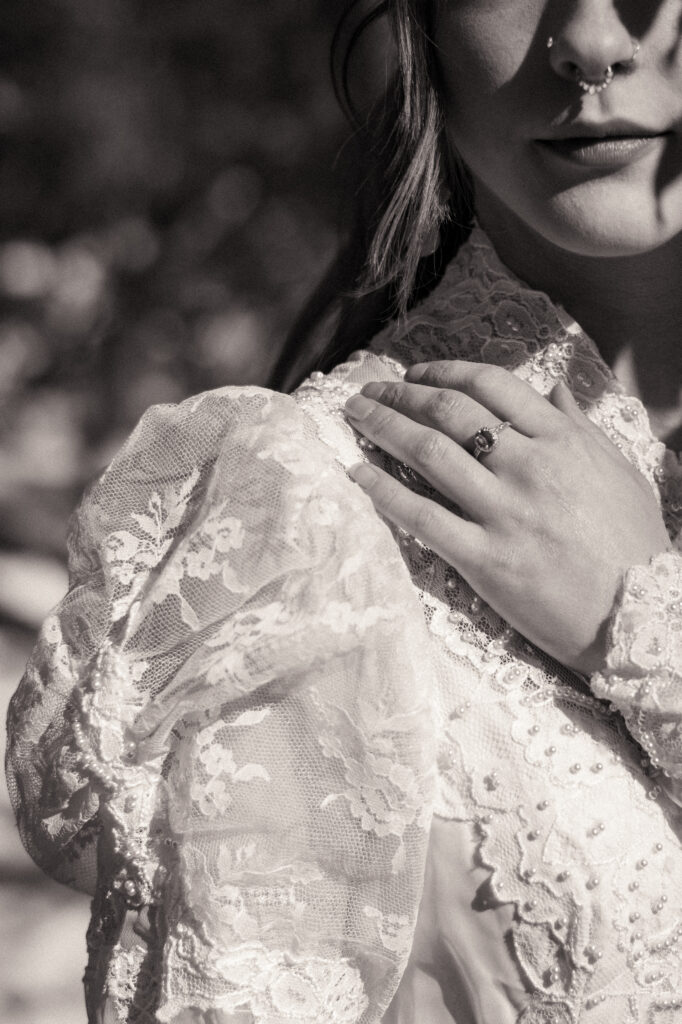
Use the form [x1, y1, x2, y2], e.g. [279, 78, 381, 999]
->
[590, 550, 682, 798]
[6, 384, 436, 1024]
[5, 576, 105, 893]
[4, 386, 256, 895]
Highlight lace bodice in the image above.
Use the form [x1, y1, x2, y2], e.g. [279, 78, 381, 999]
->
[6, 228, 682, 1024]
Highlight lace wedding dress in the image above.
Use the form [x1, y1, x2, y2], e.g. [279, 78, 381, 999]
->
[6, 228, 682, 1024]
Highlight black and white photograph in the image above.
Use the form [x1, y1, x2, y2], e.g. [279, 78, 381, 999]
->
[2, 2, 682, 1022]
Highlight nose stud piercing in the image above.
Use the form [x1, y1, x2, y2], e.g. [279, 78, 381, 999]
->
[547, 36, 639, 95]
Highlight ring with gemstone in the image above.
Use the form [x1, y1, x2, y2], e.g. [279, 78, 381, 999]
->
[472, 421, 511, 460]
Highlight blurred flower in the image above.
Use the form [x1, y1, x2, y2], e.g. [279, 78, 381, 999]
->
[253, 198, 329, 289]
[130, 308, 187, 366]
[102, 217, 160, 274]
[0, 76, 28, 130]
[258, 104, 308, 164]
[194, 308, 270, 382]
[0, 551, 68, 629]
[0, 6, 352, 1019]
[46, 244, 108, 334]
[124, 370, 186, 421]
[0, 242, 57, 300]
[176, 272, 231, 313]
[3, 390, 84, 489]
[0, 322, 50, 398]
[207, 165, 263, 229]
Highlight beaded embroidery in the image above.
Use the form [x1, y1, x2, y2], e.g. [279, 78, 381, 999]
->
[304, 227, 682, 1021]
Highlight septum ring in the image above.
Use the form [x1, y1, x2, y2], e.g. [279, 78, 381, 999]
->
[472, 421, 511, 460]
[576, 65, 614, 95]
[546, 36, 640, 96]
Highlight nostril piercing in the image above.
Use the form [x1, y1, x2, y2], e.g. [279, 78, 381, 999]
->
[626, 38, 640, 66]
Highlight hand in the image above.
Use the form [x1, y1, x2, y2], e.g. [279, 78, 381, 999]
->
[344, 361, 671, 675]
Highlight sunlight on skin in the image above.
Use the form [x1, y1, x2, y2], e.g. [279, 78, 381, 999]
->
[434, 0, 682, 404]
[346, 0, 682, 673]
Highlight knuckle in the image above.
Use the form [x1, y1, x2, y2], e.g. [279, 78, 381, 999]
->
[489, 543, 511, 575]
[375, 475, 398, 512]
[512, 495, 540, 532]
[412, 429, 448, 467]
[371, 382, 403, 409]
[560, 425, 589, 457]
[463, 363, 508, 397]
[413, 501, 439, 538]
[426, 389, 462, 421]
[367, 404, 394, 435]
[525, 449, 557, 488]
[486, 535, 518, 577]
[419, 362, 453, 389]
[485, 364, 510, 385]
[531, 430, 588, 486]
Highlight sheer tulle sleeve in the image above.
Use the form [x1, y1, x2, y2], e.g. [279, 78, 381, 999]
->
[591, 549, 682, 801]
[6, 385, 436, 1024]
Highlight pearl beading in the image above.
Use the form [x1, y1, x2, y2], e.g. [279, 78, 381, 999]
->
[344, 232, 682, 1021]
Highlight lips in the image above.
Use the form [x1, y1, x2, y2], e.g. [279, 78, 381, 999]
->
[540, 118, 667, 140]
[535, 128, 670, 168]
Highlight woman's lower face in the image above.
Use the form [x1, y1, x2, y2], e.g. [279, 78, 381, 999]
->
[433, 0, 682, 260]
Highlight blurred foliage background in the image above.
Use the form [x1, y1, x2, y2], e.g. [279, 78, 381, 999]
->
[0, 2, 361, 1020]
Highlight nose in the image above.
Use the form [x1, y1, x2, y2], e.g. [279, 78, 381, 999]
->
[548, 2, 637, 86]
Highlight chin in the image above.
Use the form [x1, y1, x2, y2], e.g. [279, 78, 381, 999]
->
[530, 186, 682, 260]
[474, 163, 682, 265]
[519, 149, 682, 257]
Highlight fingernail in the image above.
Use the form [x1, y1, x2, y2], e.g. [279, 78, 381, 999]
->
[348, 463, 377, 488]
[345, 394, 374, 419]
[405, 363, 426, 382]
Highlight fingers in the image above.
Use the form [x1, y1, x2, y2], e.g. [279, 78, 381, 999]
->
[348, 461, 486, 574]
[358, 379, 526, 466]
[344, 393, 501, 519]
[549, 381, 622, 456]
[549, 379, 580, 418]
[405, 360, 564, 438]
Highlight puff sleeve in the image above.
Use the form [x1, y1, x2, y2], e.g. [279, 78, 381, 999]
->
[591, 548, 682, 802]
[6, 385, 437, 1024]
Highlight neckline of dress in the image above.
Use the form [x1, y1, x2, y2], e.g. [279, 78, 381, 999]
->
[432, 224, 678, 462]
[367, 223, 682, 530]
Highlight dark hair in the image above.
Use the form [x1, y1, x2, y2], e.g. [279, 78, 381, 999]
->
[270, 0, 474, 392]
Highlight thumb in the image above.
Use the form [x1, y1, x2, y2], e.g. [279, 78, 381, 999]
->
[550, 380, 619, 453]
[549, 380, 585, 423]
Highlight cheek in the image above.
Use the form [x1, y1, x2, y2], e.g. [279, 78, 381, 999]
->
[435, 6, 536, 170]
[433, 1, 682, 256]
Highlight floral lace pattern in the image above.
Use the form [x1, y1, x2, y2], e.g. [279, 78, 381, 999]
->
[592, 551, 682, 794]
[6, 227, 682, 1024]
[8, 386, 436, 1023]
[357, 229, 682, 1022]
